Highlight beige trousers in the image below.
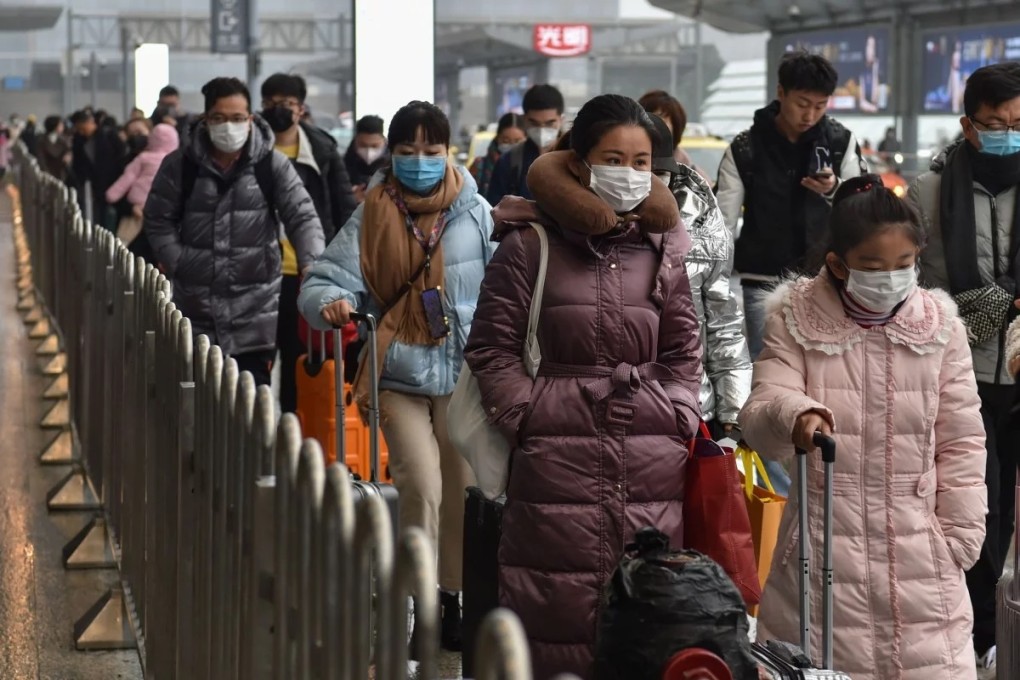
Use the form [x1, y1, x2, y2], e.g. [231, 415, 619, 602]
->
[379, 390, 475, 591]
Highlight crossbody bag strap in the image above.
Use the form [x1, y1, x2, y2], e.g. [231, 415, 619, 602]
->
[377, 258, 428, 320]
[376, 208, 452, 321]
[523, 221, 550, 378]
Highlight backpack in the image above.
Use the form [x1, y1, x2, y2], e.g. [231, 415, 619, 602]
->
[727, 118, 862, 194]
[179, 152, 276, 216]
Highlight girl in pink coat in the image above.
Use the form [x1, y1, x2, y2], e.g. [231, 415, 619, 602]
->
[105, 123, 179, 245]
[739, 174, 987, 680]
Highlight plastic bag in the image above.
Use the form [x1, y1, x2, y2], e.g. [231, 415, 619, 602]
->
[594, 527, 759, 680]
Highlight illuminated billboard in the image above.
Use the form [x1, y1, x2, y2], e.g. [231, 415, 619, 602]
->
[921, 25, 1020, 114]
[779, 27, 892, 114]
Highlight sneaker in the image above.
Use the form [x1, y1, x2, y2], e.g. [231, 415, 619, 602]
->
[408, 596, 421, 662]
[977, 645, 996, 680]
[440, 590, 463, 652]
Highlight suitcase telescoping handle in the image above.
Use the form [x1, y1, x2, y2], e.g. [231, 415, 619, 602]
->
[348, 313, 381, 482]
[303, 325, 327, 366]
[332, 325, 346, 468]
[794, 431, 836, 670]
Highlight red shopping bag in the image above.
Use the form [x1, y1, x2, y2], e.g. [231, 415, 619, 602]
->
[683, 424, 762, 608]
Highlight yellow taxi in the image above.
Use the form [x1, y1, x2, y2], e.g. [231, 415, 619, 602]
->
[679, 132, 729, 188]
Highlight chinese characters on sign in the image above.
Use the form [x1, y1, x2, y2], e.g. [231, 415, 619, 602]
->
[211, 0, 249, 54]
[533, 24, 592, 57]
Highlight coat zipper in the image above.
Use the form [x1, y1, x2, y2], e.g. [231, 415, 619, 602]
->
[990, 194, 1007, 385]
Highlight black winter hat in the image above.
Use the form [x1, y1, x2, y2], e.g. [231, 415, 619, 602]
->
[649, 114, 679, 175]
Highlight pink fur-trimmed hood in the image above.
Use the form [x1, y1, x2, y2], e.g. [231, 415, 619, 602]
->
[765, 271, 959, 357]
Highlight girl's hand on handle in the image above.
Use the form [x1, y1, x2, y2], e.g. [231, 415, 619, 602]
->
[793, 410, 833, 451]
[321, 299, 352, 327]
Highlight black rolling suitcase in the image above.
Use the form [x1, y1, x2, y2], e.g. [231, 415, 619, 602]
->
[460, 487, 505, 677]
[752, 433, 852, 679]
[339, 313, 399, 538]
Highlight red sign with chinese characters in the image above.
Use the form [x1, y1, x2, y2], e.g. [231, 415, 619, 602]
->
[533, 24, 592, 57]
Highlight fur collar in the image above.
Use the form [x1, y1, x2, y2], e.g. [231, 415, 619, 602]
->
[525, 150, 679, 236]
[766, 272, 959, 356]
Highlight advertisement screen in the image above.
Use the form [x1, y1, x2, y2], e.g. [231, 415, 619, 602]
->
[492, 66, 538, 119]
[780, 27, 892, 114]
[921, 25, 1020, 114]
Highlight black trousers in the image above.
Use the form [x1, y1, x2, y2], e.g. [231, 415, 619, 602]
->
[969, 382, 1019, 653]
[275, 274, 302, 413]
[234, 349, 275, 389]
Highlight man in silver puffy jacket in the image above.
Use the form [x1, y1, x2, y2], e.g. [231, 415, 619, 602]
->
[145, 77, 325, 386]
[650, 114, 752, 438]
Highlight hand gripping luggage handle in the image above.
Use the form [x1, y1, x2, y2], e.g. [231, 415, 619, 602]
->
[794, 432, 836, 670]
[348, 313, 382, 482]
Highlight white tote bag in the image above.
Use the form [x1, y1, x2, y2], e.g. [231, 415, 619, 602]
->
[448, 222, 549, 500]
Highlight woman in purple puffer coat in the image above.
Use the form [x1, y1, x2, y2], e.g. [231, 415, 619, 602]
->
[463, 94, 704, 680]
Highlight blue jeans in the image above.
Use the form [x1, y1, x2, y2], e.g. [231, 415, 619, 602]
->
[743, 283, 792, 497]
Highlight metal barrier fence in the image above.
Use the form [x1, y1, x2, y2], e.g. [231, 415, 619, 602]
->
[9, 144, 541, 679]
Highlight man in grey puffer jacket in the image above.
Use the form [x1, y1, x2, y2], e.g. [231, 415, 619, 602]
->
[909, 62, 1020, 675]
[145, 77, 325, 386]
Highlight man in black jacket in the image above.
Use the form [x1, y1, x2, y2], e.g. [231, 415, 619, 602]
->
[717, 51, 867, 360]
[70, 109, 127, 230]
[261, 72, 357, 413]
[716, 51, 867, 496]
[344, 114, 389, 203]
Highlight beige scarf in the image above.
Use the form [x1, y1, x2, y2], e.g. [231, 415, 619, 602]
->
[354, 163, 464, 411]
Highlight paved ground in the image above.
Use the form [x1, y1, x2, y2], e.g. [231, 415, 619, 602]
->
[0, 191, 142, 679]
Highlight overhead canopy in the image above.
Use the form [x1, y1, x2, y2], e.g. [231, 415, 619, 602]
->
[300, 18, 700, 82]
[648, 0, 1020, 33]
[0, 5, 63, 31]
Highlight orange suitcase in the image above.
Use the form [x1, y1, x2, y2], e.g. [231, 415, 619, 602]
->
[294, 330, 391, 481]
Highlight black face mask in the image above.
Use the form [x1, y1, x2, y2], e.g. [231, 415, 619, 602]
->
[262, 105, 295, 133]
[128, 134, 148, 153]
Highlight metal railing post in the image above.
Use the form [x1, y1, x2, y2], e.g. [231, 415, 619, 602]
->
[273, 414, 302, 680]
[350, 493, 395, 680]
[194, 343, 222, 679]
[226, 371, 257, 680]
[211, 357, 239, 678]
[473, 609, 535, 680]
[389, 527, 439, 679]
[184, 334, 211, 678]
[319, 464, 354, 680]
[240, 385, 277, 680]
[292, 440, 326, 679]
[172, 317, 196, 679]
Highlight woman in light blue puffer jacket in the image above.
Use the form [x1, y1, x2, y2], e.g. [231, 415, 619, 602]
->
[298, 101, 494, 652]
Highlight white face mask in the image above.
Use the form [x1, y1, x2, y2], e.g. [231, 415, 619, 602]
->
[845, 267, 917, 313]
[527, 126, 559, 150]
[357, 146, 384, 165]
[208, 121, 250, 153]
[587, 163, 653, 213]
[497, 142, 516, 155]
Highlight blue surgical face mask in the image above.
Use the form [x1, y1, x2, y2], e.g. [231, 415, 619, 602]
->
[392, 154, 447, 193]
[977, 130, 1020, 157]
